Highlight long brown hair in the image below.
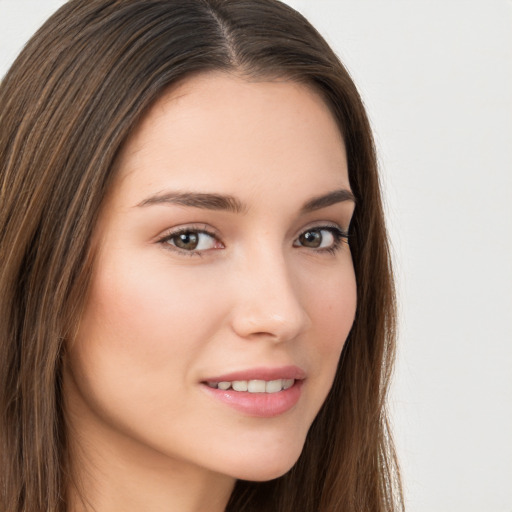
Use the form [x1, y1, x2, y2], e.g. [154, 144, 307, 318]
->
[0, 1, 403, 510]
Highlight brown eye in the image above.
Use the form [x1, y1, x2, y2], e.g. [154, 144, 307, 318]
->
[294, 226, 347, 252]
[163, 230, 219, 252]
[173, 231, 199, 250]
[299, 230, 323, 248]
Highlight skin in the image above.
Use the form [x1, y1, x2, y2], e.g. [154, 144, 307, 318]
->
[64, 72, 357, 512]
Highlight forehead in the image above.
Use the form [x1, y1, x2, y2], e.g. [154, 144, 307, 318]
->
[112, 71, 349, 208]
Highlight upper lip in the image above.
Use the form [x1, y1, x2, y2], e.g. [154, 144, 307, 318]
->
[202, 365, 306, 383]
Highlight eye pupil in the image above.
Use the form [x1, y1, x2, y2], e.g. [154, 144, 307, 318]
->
[174, 232, 199, 250]
[300, 230, 322, 248]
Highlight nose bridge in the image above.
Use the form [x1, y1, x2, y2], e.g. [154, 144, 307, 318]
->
[230, 244, 310, 341]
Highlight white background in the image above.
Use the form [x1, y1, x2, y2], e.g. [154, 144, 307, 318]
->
[1, 1, 511, 511]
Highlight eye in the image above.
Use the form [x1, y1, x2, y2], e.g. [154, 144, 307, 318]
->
[294, 226, 348, 252]
[159, 228, 222, 253]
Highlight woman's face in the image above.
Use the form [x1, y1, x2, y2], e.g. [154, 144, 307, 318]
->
[64, 72, 357, 483]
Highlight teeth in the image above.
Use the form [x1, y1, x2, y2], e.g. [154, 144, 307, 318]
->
[207, 379, 295, 393]
[265, 379, 283, 393]
[248, 380, 266, 393]
[283, 379, 294, 390]
[232, 380, 248, 392]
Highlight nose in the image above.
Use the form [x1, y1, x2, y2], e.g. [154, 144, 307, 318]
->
[229, 250, 311, 343]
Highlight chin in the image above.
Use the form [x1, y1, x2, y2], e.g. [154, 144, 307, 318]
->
[222, 439, 305, 482]
[240, 462, 298, 482]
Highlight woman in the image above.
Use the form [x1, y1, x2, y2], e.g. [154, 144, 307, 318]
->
[0, 1, 402, 511]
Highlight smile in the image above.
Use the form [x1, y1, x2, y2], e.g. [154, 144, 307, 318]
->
[201, 367, 305, 417]
[206, 379, 295, 393]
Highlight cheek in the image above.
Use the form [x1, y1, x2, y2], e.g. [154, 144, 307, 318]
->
[300, 261, 357, 385]
[307, 258, 356, 339]
[79, 255, 223, 362]
[65, 253, 232, 444]
[67, 252, 230, 421]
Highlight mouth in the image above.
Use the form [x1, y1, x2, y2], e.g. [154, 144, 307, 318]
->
[205, 378, 295, 393]
[200, 366, 305, 418]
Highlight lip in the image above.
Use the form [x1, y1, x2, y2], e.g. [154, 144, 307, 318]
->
[202, 365, 306, 383]
[200, 365, 305, 418]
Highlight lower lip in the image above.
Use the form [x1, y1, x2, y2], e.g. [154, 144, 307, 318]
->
[201, 380, 303, 418]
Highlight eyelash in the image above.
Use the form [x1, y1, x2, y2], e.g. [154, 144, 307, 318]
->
[157, 225, 220, 257]
[300, 225, 350, 255]
[157, 224, 349, 257]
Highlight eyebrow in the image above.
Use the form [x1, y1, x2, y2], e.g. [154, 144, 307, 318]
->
[136, 188, 355, 213]
[300, 189, 356, 213]
[137, 191, 246, 213]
